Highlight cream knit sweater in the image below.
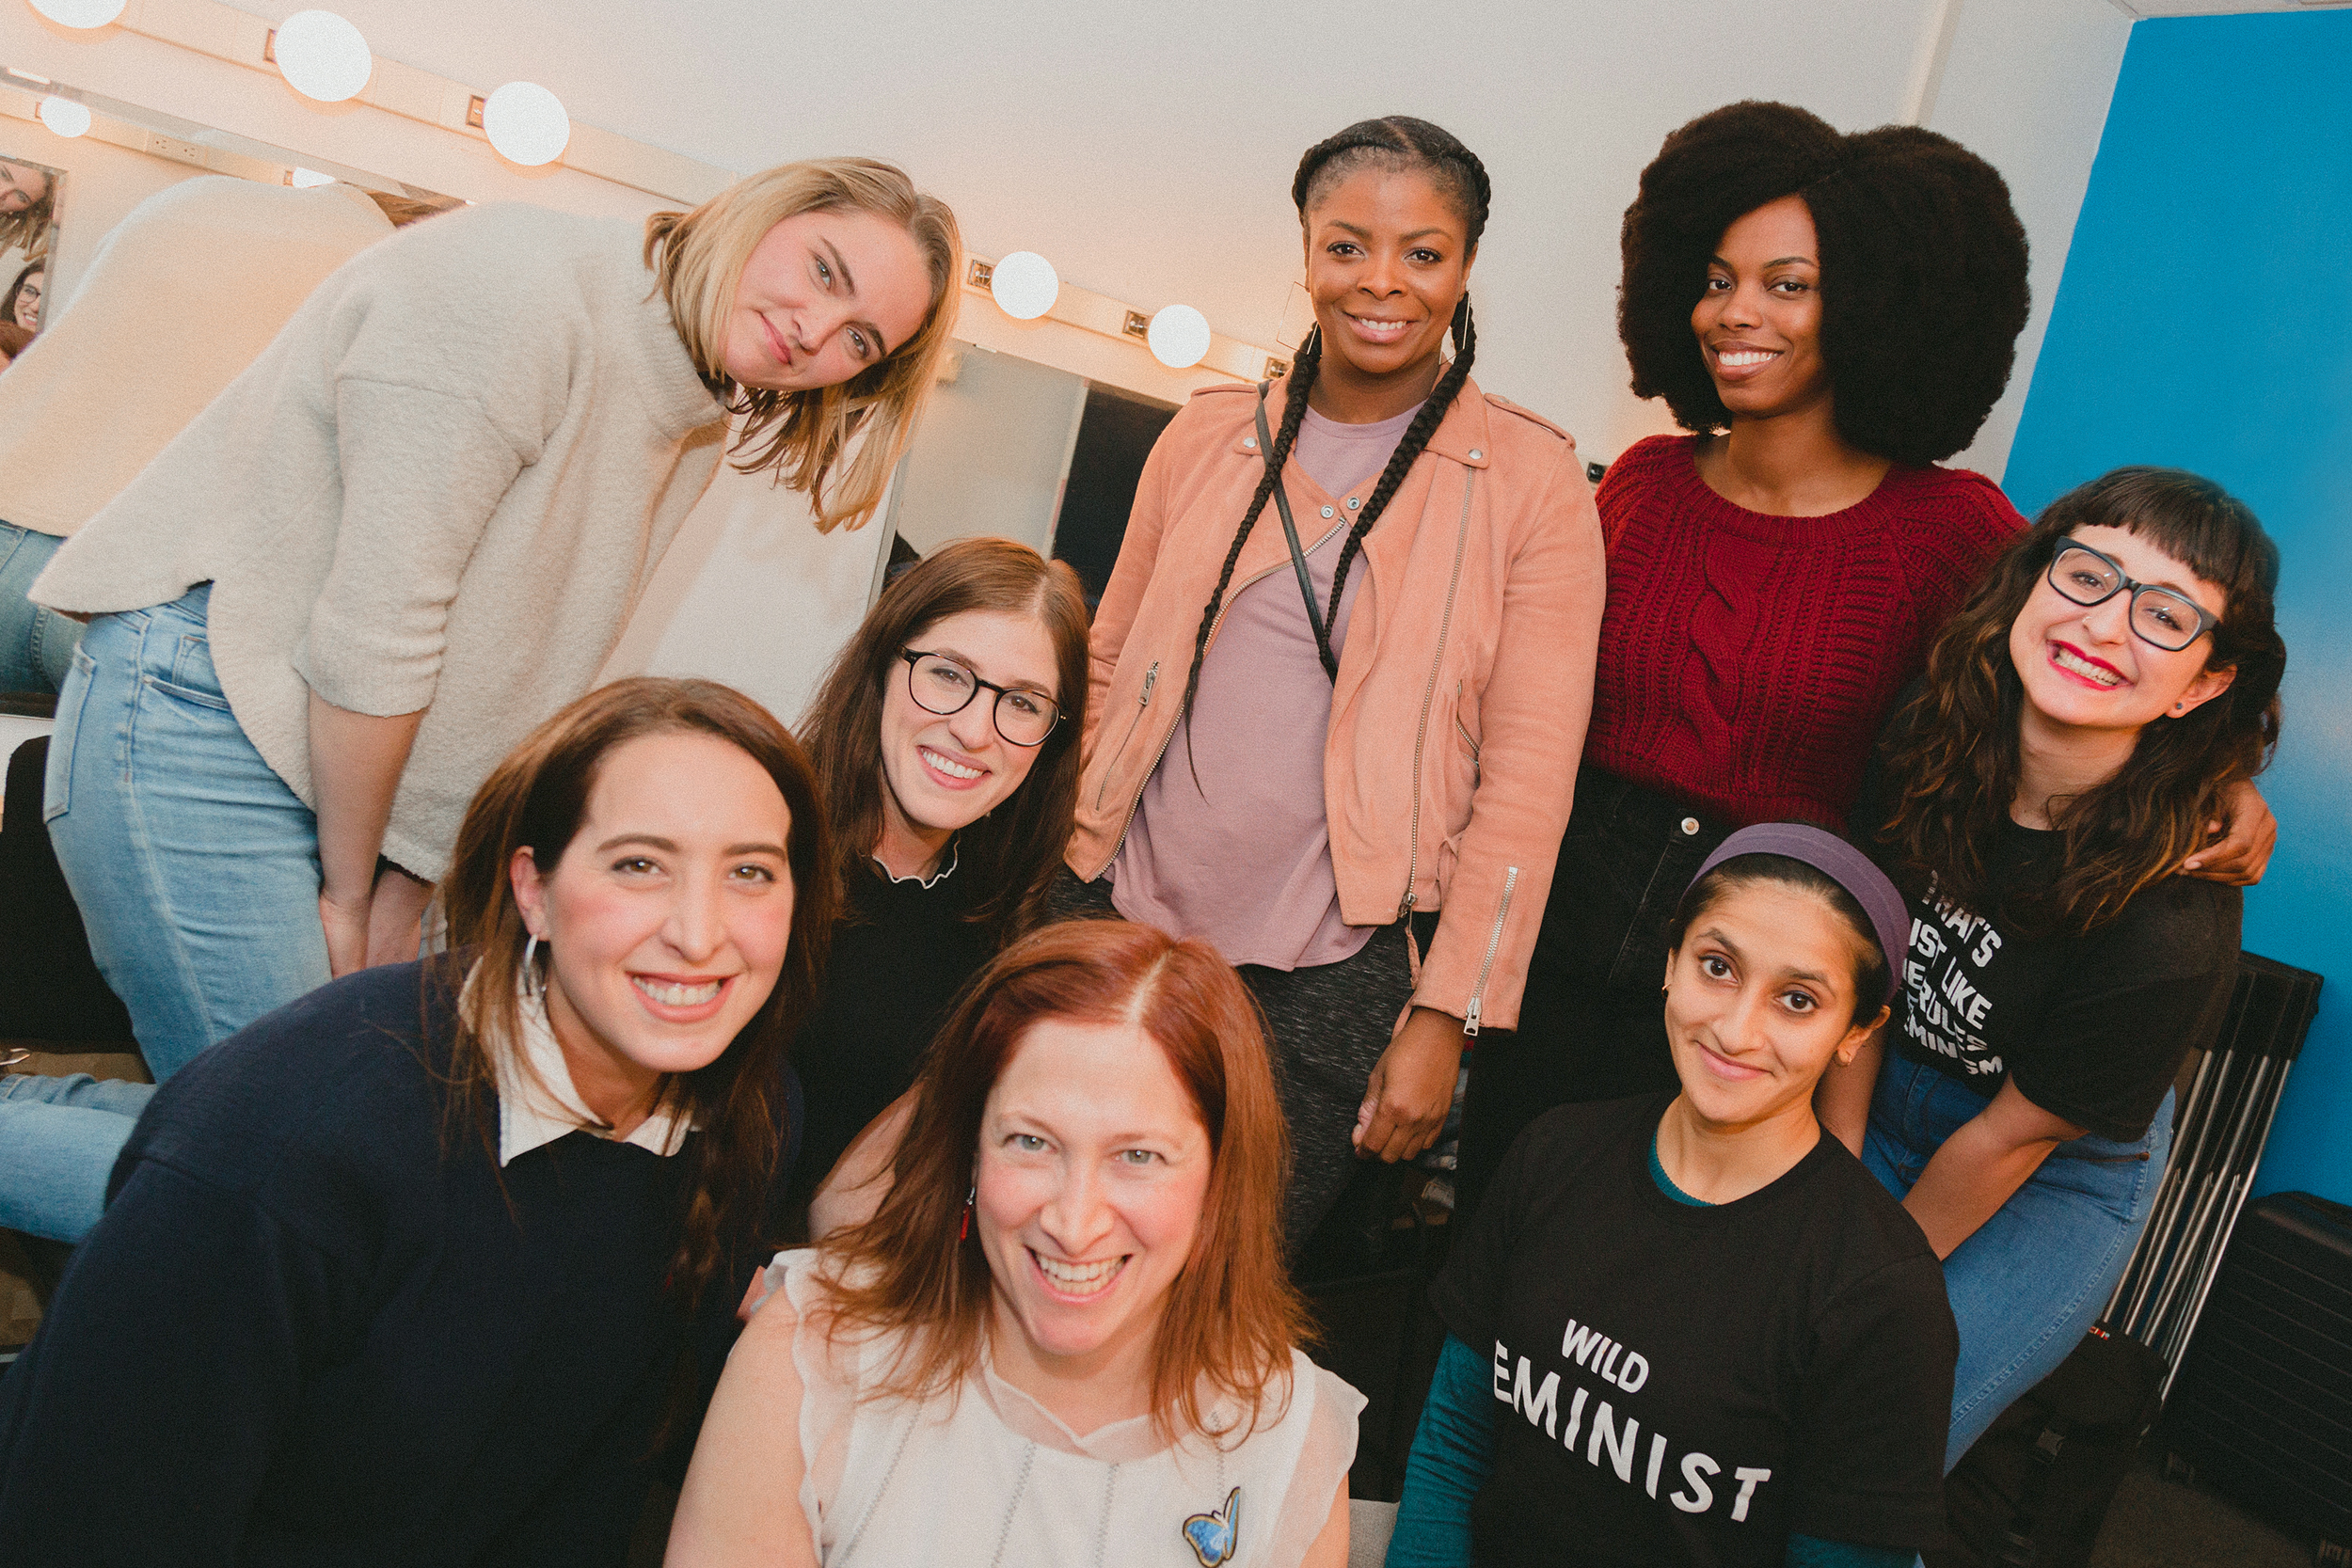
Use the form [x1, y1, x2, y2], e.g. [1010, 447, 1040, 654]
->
[33, 203, 729, 880]
[0, 177, 393, 538]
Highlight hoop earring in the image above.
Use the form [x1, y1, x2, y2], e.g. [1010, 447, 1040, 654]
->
[521, 933, 544, 1001]
[959, 1183, 977, 1242]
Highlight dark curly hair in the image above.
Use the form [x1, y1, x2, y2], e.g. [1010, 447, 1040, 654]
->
[1177, 116, 1488, 755]
[1619, 100, 2029, 466]
[1879, 468, 2285, 936]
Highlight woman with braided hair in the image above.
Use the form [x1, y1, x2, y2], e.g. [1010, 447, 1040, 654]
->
[1057, 117, 1606, 1250]
[1454, 100, 2275, 1226]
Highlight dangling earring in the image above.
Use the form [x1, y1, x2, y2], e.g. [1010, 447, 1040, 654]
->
[959, 1184, 976, 1242]
[521, 933, 544, 1001]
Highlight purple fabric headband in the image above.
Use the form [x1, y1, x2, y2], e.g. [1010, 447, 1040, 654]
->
[1689, 823, 1910, 1006]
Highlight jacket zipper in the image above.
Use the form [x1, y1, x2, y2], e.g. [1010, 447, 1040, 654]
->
[1463, 864, 1520, 1037]
[1454, 682, 1480, 784]
[1099, 556, 1296, 873]
[1092, 661, 1158, 812]
[1394, 469, 1478, 927]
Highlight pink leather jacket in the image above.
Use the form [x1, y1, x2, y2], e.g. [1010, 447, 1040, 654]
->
[1068, 377, 1605, 1032]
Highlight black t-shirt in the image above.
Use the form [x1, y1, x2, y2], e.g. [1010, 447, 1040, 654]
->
[1883, 818, 2238, 1140]
[1431, 1096, 1956, 1568]
[790, 858, 993, 1196]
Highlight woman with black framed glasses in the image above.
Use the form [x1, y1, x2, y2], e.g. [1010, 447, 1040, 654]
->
[788, 537, 1090, 1220]
[1818, 467, 2288, 1468]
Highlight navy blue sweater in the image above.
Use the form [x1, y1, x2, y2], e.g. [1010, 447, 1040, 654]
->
[0, 961, 796, 1566]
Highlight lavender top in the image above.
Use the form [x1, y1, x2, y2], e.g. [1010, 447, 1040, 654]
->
[1112, 400, 1420, 970]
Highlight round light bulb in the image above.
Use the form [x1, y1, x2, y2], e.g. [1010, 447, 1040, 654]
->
[988, 250, 1059, 321]
[37, 96, 91, 137]
[29, 0, 126, 26]
[273, 10, 372, 103]
[1146, 304, 1212, 369]
[482, 81, 570, 167]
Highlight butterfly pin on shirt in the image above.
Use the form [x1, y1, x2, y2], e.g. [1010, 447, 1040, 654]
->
[1182, 1486, 1241, 1567]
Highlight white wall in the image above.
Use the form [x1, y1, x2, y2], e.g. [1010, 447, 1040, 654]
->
[1928, 0, 2133, 479]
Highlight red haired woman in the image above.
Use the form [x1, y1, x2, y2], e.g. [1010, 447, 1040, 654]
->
[670, 921, 1361, 1566]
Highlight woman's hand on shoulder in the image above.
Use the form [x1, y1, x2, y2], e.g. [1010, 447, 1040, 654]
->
[2181, 778, 2277, 886]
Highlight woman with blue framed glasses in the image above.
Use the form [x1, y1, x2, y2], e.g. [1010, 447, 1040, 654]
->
[1820, 467, 2288, 1469]
[790, 538, 1090, 1223]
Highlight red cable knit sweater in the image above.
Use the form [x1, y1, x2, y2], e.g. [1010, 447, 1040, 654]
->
[1584, 435, 2025, 830]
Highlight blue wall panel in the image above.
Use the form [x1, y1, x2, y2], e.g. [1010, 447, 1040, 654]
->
[2003, 11, 2351, 1203]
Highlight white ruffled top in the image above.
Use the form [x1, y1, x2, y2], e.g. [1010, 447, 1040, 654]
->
[756, 1248, 1363, 1567]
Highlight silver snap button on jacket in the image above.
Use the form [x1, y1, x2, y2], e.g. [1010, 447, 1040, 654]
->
[1681, 817, 1701, 836]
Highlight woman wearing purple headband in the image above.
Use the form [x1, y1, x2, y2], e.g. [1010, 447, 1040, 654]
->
[1823, 468, 2286, 1474]
[1387, 823, 1955, 1568]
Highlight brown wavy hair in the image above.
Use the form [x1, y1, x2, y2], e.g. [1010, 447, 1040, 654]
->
[434, 676, 835, 1310]
[644, 157, 960, 532]
[819, 920, 1310, 1446]
[799, 537, 1089, 942]
[1880, 468, 2285, 934]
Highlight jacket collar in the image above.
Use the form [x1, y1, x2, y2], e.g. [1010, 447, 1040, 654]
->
[1228, 372, 1491, 470]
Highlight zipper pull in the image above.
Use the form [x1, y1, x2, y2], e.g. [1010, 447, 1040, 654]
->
[1397, 889, 1417, 922]
[1139, 662, 1158, 705]
[1463, 995, 1482, 1037]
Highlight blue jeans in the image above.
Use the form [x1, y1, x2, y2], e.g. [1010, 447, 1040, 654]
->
[1863, 1052, 2171, 1471]
[44, 583, 329, 1079]
[0, 1072, 155, 1241]
[0, 520, 83, 694]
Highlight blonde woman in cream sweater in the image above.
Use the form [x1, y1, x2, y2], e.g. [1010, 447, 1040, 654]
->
[18, 159, 956, 1132]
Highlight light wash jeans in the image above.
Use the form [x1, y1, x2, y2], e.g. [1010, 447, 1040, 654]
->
[43, 583, 330, 1073]
[6, 586, 328, 1241]
[0, 1072, 155, 1240]
[0, 519, 82, 694]
[1863, 1052, 2171, 1472]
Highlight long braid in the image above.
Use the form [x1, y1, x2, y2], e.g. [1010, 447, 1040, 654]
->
[1323, 294, 1478, 636]
[1174, 327, 1321, 788]
[1176, 115, 1492, 772]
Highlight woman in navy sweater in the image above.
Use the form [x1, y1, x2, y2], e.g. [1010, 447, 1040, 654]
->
[0, 675, 832, 1566]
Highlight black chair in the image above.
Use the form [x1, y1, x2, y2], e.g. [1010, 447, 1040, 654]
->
[2, 727, 136, 1046]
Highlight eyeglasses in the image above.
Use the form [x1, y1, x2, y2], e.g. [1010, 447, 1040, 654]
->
[899, 649, 1061, 747]
[2045, 541, 2219, 653]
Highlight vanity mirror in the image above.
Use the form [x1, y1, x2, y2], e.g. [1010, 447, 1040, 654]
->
[0, 68, 454, 308]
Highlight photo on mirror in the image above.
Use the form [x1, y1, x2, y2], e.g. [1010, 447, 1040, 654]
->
[0, 151, 61, 368]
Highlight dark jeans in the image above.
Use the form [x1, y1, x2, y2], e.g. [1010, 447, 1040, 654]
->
[1046, 870, 1435, 1253]
[1453, 768, 1732, 1225]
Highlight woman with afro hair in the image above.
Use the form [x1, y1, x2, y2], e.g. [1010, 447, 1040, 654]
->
[1454, 101, 2274, 1225]
[1051, 116, 1607, 1254]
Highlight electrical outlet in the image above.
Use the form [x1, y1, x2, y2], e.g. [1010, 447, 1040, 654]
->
[144, 133, 207, 166]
